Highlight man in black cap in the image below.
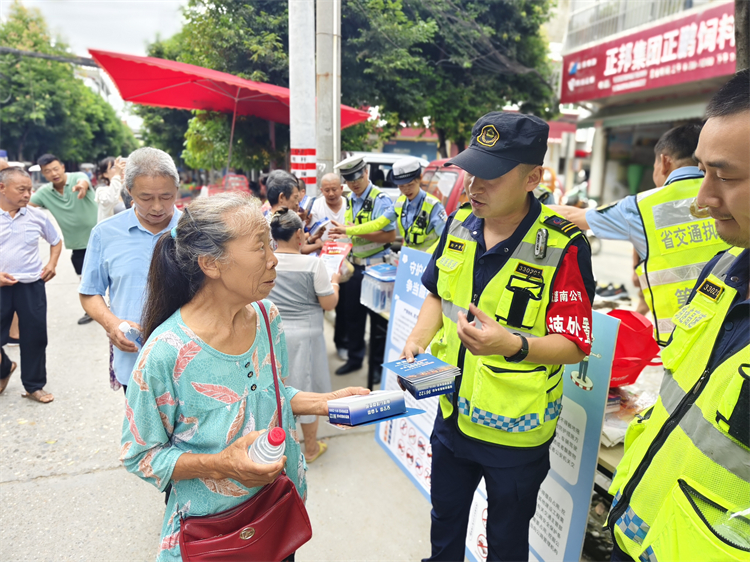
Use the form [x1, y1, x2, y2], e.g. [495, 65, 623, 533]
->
[402, 112, 595, 561]
[330, 155, 396, 385]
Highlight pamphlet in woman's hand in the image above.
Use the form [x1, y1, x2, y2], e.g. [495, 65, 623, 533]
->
[320, 240, 352, 279]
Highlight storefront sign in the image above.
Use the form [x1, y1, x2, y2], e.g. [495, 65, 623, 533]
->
[561, 2, 736, 104]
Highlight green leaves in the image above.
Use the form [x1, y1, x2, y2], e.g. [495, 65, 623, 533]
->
[136, 0, 557, 168]
[0, 2, 137, 162]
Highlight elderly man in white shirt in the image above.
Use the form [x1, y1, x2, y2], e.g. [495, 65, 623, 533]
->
[0, 167, 61, 403]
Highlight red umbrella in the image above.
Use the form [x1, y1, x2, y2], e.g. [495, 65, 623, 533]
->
[89, 49, 370, 165]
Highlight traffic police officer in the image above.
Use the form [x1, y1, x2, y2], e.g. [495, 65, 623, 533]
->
[332, 155, 396, 386]
[403, 112, 595, 561]
[551, 124, 730, 345]
[607, 70, 750, 562]
[330, 157, 447, 252]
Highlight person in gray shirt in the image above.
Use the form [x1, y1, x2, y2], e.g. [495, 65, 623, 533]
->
[268, 208, 341, 463]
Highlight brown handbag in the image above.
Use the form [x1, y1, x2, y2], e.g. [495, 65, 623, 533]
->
[178, 301, 312, 562]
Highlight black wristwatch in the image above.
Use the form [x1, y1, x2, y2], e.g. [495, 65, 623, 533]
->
[504, 334, 529, 363]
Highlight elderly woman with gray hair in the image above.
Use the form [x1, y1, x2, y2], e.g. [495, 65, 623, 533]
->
[79, 147, 182, 391]
[269, 208, 341, 462]
[121, 192, 366, 561]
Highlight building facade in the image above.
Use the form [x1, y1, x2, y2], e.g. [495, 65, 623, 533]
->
[561, 0, 737, 203]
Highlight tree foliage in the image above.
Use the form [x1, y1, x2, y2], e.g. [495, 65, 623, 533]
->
[137, 0, 556, 167]
[343, 0, 556, 156]
[0, 1, 137, 163]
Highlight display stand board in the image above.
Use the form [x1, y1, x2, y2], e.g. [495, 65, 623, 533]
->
[375, 247, 619, 562]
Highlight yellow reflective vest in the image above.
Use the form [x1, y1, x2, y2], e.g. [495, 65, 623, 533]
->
[344, 184, 390, 259]
[432, 205, 587, 448]
[394, 192, 441, 252]
[608, 247, 750, 562]
[635, 175, 730, 345]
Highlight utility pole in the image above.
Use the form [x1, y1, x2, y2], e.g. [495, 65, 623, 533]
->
[316, 0, 342, 185]
[289, 0, 318, 194]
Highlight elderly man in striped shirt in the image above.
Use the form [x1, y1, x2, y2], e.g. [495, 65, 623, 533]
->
[0, 167, 61, 403]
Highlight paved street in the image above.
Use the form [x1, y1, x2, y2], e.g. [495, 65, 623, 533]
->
[0, 224, 634, 562]
[0, 235, 432, 562]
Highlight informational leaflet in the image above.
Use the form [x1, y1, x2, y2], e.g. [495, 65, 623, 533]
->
[375, 248, 618, 562]
[319, 241, 352, 279]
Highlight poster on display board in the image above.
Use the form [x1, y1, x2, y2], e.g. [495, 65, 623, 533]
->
[375, 247, 619, 562]
[376, 248, 436, 497]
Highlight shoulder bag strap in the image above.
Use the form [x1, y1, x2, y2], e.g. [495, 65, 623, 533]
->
[256, 301, 283, 428]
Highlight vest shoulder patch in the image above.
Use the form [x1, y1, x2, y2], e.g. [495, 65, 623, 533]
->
[515, 262, 544, 279]
[543, 215, 581, 237]
[697, 278, 724, 302]
[447, 240, 465, 253]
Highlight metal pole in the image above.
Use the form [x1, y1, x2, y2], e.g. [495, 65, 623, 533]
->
[226, 95, 238, 173]
[332, 0, 341, 166]
[289, 0, 317, 194]
[316, 0, 334, 187]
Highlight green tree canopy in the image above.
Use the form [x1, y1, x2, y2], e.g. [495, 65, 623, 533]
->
[0, 1, 137, 163]
[137, 0, 556, 167]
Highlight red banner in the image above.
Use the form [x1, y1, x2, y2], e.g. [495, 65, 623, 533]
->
[561, 2, 736, 104]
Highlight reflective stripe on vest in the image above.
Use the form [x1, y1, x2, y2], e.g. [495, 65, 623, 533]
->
[608, 247, 750, 561]
[635, 178, 730, 345]
[431, 206, 582, 448]
[395, 193, 440, 251]
[344, 185, 389, 258]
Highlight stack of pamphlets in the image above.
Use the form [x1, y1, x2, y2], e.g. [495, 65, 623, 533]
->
[383, 354, 459, 399]
[327, 390, 406, 426]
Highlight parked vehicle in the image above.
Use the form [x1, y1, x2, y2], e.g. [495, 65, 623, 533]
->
[561, 180, 602, 255]
[345, 152, 429, 202]
[420, 158, 467, 215]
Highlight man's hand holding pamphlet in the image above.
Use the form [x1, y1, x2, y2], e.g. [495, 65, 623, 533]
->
[382, 354, 459, 399]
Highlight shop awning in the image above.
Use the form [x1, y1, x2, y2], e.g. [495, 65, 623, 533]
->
[577, 96, 711, 128]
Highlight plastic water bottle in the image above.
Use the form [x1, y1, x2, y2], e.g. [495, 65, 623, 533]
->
[248, 427, 286, 464]
[119, 321, 143, 349]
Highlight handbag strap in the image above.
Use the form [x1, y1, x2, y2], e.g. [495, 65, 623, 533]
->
[256, 301, 283, 428]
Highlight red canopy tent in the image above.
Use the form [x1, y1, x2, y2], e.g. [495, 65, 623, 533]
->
[89, 49, 370, 165]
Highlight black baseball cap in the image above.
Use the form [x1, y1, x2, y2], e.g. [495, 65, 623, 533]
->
[446, 112, 549, 180]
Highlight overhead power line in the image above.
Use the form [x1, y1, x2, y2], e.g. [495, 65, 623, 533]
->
[0, 46, 98, 68]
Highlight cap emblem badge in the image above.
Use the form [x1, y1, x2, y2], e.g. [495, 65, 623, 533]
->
[477, 125, 500, 147]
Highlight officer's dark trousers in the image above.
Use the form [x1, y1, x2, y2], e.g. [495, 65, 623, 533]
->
[0, 280, 48, 393]
[425, 434, 550, 562]
[335, 264, 387, 373]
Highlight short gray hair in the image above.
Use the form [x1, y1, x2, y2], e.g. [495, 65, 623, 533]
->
[0, 167, 30, 185]
[124, 147, 180, 192]
[266, 170, 299, 206]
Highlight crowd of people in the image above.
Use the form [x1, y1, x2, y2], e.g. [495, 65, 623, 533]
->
[0, 68, 747, 562]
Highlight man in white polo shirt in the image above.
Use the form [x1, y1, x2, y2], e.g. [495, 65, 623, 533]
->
[0, 167, 61, 403]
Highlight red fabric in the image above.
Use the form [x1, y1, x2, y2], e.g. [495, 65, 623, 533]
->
[88, 49, 370, 128]
[545, 245, 593, 355]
